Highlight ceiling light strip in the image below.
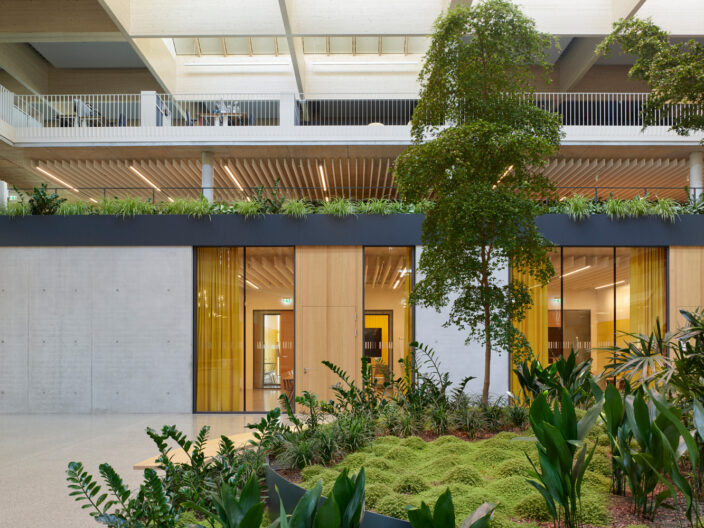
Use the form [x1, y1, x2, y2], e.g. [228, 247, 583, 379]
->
[560, 265, 591, 279]
[129, 165, 161, 192]
[594, 280, 625, 290]
[35, 166, 79, 193]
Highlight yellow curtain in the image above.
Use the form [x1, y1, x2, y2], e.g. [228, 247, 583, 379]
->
[196, 247, 244, 412]
[365, 314, 390, 365]
[403, 248, 413, 365]
[510, 269, 549, 396]
[629, 248, 666, 335]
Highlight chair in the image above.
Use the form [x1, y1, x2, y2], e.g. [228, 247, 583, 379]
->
[282, 370, 294, 400]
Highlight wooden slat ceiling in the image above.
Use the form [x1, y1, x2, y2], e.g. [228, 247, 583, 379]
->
[32, 157, 398, 202]
[28, 156, 691, 202]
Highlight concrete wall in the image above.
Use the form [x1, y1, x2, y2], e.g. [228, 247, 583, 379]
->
[0, 247, 192, 413]
[414, 246, 510, 400]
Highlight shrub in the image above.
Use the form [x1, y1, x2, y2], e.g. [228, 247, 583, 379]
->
[231, 199, 263, 218]
[364, 456, 394, 472]
[58, 201, 93, 215]
[506, 405, 529, 428]
[301, 464, 327, 482]
[564, 195, 593, 221]
[320, 197, 355, 217]
[451, 406, 486, 438]
[393, 474, 429, 494]
[441, 465, 482, 486]
[280, 198, 312, 218]
[385, 445, 416, 462]
[355, 198, 393, 215]
[363, 467, 395, 485]
[0, 201, 29, 217]
[99, 196, 154, 217]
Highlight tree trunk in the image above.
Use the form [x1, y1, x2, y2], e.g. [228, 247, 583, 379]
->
[482, 301, 491, 406]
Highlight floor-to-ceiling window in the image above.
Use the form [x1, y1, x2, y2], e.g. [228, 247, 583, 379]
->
[195, 246, 294, 413]
[363, 247, 413, 383]
[245, 247, 294, 411]
[195, 247, 245, 412]
[512, 247, 666, 378]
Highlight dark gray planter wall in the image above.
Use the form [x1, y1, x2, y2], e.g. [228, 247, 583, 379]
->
[266, 465, 411, 528]
[2, 213, 704, 247]
[535, 214, 704, 247]
[0, 214, 424, 247]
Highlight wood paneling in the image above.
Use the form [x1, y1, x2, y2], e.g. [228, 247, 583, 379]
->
[669, 247, 704, 329]
[295, 246, 363, 401]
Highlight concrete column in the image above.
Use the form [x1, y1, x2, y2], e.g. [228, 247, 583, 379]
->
[0, 180, 7, 208]
[280, 92, 296, 128]
[140, 91, 157, 127]
[690, 152, 703, 201]
[201, 151, 214, 202]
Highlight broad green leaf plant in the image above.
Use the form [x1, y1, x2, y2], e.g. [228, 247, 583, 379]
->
[525, 387, 604, 528]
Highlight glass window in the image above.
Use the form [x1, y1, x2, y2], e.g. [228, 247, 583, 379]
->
[245, 247, 294, 411]
[511, 246, 667, 383]
[363, 247, 413, 385]
[195, 247, 244, 412]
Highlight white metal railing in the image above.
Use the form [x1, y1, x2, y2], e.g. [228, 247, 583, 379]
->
[1, 88, 703, 143]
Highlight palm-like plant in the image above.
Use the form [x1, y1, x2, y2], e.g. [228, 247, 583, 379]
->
[602, 319, 676, 389]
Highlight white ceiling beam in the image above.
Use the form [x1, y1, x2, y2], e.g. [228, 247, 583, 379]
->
[0, 43, 50, 94]
[278, 0, 305, 95]
[556, 0, 645, 92]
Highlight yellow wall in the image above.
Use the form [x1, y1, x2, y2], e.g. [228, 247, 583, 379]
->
[669, 247, 704, 330]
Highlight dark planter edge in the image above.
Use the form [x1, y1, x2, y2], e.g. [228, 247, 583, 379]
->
[265, 464, 412, 528]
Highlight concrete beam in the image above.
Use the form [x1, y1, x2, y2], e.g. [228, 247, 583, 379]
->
[278, 0, 305, 96]
[556, 0, 645, 92]
[0, 44, 49, 94]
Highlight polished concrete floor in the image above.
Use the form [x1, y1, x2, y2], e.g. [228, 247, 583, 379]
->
[0, 414, 262, 528]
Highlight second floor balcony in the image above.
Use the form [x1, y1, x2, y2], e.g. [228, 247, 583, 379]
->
[1, 86, 703, 147]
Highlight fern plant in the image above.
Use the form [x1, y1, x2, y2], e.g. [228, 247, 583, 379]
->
[651, 197, 680, 222]
[355, 198, 394, 215]
[252, 178, 286, 213]
[159, 197, 214, 219]
[231, 199, 263, 218]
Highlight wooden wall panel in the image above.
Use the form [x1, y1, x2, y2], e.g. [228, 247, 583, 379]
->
[295, 246, 363, 401]
[669, 247, 704, 329]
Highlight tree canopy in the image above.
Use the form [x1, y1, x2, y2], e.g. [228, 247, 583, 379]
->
[598, 18, 704, 138]
[395, 0, 562, 404]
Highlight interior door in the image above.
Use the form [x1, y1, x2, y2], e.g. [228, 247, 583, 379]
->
[295, 246, 363, 402]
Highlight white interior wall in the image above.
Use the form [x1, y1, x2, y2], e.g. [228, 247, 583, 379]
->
[0, 247, 193, 413]
[413, 246, 510, 400]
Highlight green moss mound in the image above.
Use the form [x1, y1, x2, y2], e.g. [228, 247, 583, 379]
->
[374, 493, 418, 520]
[393, 474, 429, 494]
[486, 475, 534, 507]
[300, 432, 611, 526]
[365, 483, 393, 509]
[514, 492, 552, 522]
[400, 436, 428, 450]
[441, 465, 483, 486]
[493, 457, 532, 479]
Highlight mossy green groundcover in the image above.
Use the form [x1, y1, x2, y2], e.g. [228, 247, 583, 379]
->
[300, 431, 613, 528]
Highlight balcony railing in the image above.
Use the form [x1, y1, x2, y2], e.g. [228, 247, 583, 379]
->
[7, 185, 702, 204]
[1, 87, 703, 145]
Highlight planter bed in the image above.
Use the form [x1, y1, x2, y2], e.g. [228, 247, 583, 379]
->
[270, 431, 614, 528]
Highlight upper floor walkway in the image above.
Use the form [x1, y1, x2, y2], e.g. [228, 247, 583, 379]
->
[1, 86, 703, 148]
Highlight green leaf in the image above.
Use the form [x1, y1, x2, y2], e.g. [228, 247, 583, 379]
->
[649, 390, 699, 470]
[289, 481, 322, 528]
[315, 495, 341, 528]
[407, 502, 434, 528]
[432, 488, 455, 528]
[577, 398, 604, 441]
[693, 398, 704, 441]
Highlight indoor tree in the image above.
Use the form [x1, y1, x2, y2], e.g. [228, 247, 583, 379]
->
[394, 0, 563, 404]
[598, 18, 704, 139]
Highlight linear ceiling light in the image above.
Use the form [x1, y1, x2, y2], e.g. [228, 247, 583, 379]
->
[318, 164, 327, 191]
[393, 279, 401, 289]
[224, 165, 244, 191]
[129, 165, 161, 192]
[89, 198, 98, 203]
[246, 279, 260, 290]
[594, 280, 625, 290]
[35, 166, 79, 193]
[561, 265, 591, 279]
